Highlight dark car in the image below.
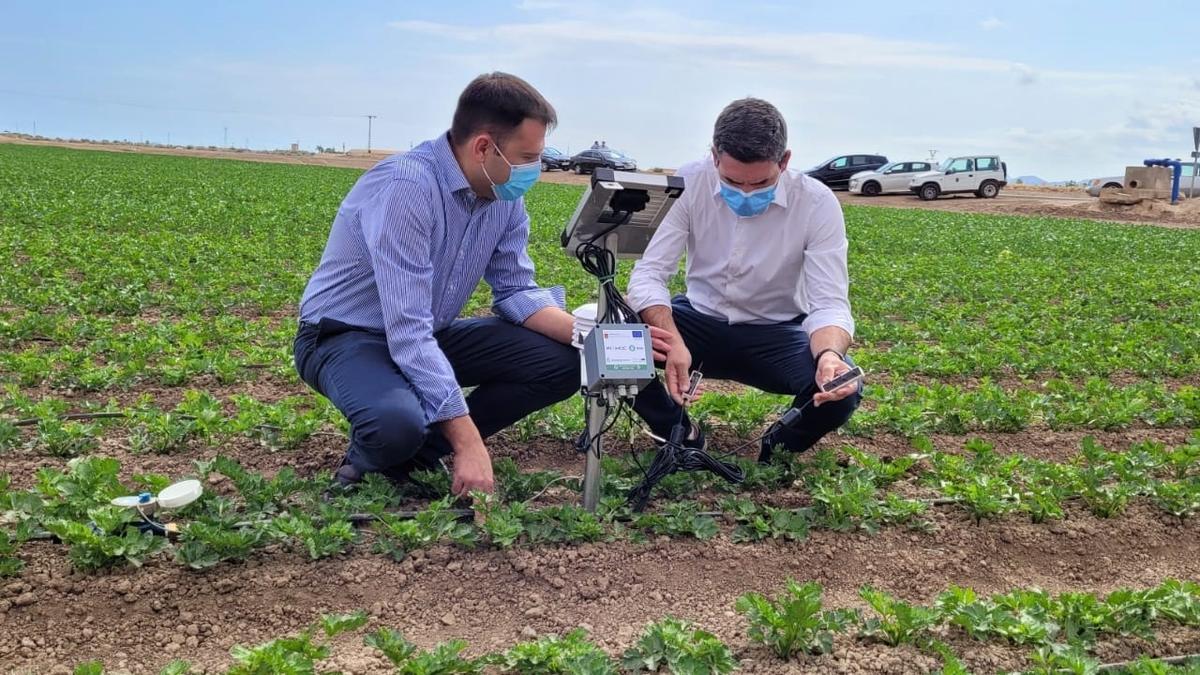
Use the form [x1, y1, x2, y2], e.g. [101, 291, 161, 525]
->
[569, 148, 637, 174]
[806, 154, 889, 190]
[541, 147, 570, 171]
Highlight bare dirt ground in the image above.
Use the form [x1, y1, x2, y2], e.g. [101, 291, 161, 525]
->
[17, 134, 1200, 227]
[3, 411, 1200, 673]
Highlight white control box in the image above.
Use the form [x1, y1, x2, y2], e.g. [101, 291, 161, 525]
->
[582, 323, 655, 391]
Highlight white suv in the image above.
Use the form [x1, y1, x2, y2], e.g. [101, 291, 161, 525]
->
[908, 155, 1008, 201]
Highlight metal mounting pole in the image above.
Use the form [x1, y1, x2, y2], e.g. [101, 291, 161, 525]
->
[581, 392, 606, 512]
[581, 232, 619, 512]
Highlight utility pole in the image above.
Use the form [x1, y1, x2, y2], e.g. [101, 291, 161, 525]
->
[223, 125, 229, 148]
[365, 115, 377, 154]
[927, 149, 938, 163]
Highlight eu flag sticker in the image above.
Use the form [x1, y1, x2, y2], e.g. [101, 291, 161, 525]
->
[632, 330, 643, 338]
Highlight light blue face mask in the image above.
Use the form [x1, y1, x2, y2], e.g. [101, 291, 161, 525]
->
[484, 142, 541, 201]
[719, 182, 777, 217]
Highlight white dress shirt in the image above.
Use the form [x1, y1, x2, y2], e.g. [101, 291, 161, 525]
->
[627, 157, 855, 337]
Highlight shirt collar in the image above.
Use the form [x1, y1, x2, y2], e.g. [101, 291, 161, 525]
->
[433, 132, 474, 195]
[709, 164, 790, 209]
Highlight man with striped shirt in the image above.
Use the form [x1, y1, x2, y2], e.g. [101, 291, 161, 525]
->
[294, 73, 580, 495]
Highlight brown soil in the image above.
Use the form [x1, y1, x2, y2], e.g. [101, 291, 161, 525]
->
[835, 190, 1200, 229]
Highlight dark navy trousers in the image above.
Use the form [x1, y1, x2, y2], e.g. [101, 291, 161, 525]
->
[294, 317, 579, 475]
[632, 296, 862, 454]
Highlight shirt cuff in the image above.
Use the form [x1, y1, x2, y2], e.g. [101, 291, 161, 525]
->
[627, 282, 673, 315]
[801, 309, 856, 339]
[493, 285, 566, 324]
[429, 388, 470, 424]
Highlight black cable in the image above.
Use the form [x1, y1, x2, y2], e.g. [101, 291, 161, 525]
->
[712, 396, 819, 462]
[575, 396, 625, 455]
[575, 240, 640, 325]
[626, 416, 746, 512]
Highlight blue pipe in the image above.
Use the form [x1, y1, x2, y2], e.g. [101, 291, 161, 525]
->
[1143, 158, 1183, 205]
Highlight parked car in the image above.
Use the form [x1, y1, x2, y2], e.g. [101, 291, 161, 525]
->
[806, 154, 888, 190]
[1086, 163, 1200, 197]
[908, 155, 1008, 200]
[541, 147, 571, 171]
[569, 148, 637, 174]
[848, 161, 937, 196]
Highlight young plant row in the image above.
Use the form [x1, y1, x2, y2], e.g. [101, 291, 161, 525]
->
[737, 578, 1200, 675]
[0, 313, 295, 391]
[0, 387, 344, 456]
[1, 432, 1195, 575]
[4, 376, 1200, 466]
[69, 610, 733, 675]
[62, 578, 1200, 675]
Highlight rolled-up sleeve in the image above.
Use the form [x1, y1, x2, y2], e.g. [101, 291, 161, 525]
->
[363, 179, 468, 423]
[627, 198, 689, 313]
[485, 205, 566, 324]
[799, 194, 856, 338]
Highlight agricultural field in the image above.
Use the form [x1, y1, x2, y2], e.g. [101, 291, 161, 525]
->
[0, 142, 1199, 674]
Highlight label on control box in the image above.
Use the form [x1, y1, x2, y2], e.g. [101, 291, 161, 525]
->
[602, 329, 648, 370]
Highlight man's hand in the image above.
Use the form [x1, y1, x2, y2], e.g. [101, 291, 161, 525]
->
[813, 351, 859, 407]
[451, 443, 495, 496]
[648, 325, 675, 362]
[664, 339, 693, 405]
[809, 325, 855, 408]
[441, 415, 495, 495]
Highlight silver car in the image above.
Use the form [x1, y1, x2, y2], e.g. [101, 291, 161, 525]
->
[848, 161, 936, 196]
[1086, 162, 1200, 197]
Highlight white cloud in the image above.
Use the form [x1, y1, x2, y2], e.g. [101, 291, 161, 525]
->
[390, 18, 1026, 75]
[385, 9, 1193, 178]
[980, 17, 1005, 31]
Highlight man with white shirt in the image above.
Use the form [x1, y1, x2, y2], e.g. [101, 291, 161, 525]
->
[627, 98, 862, 460]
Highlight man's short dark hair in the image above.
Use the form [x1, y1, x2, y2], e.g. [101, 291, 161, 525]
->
[712, 98, 788, 163]
[450, 72, 557, 145]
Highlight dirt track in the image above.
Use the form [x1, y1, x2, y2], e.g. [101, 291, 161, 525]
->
[836, 187, 1200, 228]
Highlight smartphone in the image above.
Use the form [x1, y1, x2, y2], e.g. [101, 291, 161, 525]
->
[820, 365, 864, 393]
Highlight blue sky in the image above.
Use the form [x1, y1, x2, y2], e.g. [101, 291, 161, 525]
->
[3, 1, 1198, 179]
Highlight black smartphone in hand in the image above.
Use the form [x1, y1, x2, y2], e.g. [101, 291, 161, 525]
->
[819, 365, 864, 393]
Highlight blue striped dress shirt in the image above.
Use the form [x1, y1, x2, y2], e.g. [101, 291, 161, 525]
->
[299, 132, 565, 423]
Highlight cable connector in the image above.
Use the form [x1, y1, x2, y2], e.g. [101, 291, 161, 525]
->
[758, 404, 808, 464]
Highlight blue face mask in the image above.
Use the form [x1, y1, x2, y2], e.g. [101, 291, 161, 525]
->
[719, 182, 776, 217]
[483, 142, 541, 201]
